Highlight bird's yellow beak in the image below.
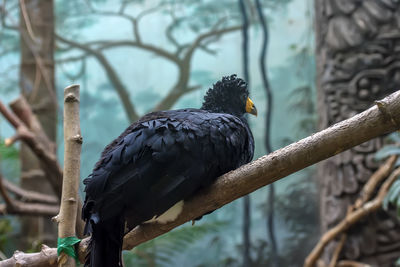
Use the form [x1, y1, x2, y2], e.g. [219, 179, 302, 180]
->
[245, 97, 257, 116]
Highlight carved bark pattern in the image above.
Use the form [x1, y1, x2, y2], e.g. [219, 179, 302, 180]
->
[316, 0, 400, 265]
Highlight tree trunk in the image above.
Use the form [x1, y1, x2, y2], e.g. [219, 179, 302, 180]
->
[19, 0, 57, 249]
[315, 1, 400, 266]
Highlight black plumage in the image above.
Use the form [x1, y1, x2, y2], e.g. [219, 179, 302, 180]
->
[82, 74, 256, 267]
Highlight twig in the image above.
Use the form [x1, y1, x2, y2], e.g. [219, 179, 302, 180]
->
[0, 101, 22, 128]
[55, 34, 140, 122]
[2, 178, 58, 204]
[0, 173, 16, 211]
[313, 155, 397, 267]
[355, 155, 397, 209]
[0, 97, 85, 236]
[0, 98, 63, 197]
[57, 85, 82, 267]
[2, 90, 400, 266]
[328, 234, 347, 267]
[304, 166, 400, 267]
[0, 202, 59, 216]
[0, 171, 58, 215]
[19, 0, 36, 42]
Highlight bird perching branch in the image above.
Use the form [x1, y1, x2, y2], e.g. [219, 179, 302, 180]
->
[56, 85, 82, 267]
[2, 90, 400, 267]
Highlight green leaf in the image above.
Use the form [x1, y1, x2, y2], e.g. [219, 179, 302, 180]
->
[375, 145, 400, 161]
[383, 179, 400, 211]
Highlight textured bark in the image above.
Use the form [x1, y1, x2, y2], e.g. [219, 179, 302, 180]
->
[56, 85, 82, 267]
[3, 90, 400, 267]
[314, 1, 400, 266]
[18, 0, 57, 249]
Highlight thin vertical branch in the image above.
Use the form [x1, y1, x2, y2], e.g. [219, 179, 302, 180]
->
[254, 0, 278, 265]
[57, 85, 82, 266]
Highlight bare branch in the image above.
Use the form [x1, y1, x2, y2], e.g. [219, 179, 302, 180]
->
[0, 245, 57, 267]
[0, 97, 85, 236]
[328, 234, 347, 267]
[94, 40, 180, 64]
[2, 178, 58, 204]
[56, 54, 89, 64]
[305, 165, 400, 267]
[0, 98, 63, 197]
[57, 85, 82, 266]
[83, 1, 141, 43]
[0, 173, 16, 210]
[19, 0, 36, 42]
[56, 34, 140, 122]
[355, 155, 397, 208]
[322, 155, 398, 267]
[153, 84, 201, 111]
[0, 202, 59, 216]
[0, 173, 59, 216]
[184, 24, 242, 61]
[0, 100, 22, 129]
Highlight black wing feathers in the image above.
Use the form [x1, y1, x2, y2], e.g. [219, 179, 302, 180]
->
[83, 108, 253, 229]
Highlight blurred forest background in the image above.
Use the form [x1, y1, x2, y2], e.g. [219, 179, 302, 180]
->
[0, 0, 400, 266]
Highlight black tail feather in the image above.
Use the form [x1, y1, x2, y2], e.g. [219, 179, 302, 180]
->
[85, 216, 125, 267]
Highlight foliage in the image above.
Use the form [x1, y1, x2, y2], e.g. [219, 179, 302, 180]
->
[383, 178, 400, 216]
[275, 175, 319, 265]
[0, 138, 19, 180]
[375, 132, 400, 217]
[123, 221, 227, 267]
[376, 133, 400, 216]
[375, 132, 400, 265]
[0, 219, 12, 252]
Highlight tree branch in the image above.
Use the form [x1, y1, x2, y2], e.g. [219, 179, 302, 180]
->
[152, 84, 201, 112]
[2, 90, 400, 266]
[0, 98, 63, 196]
[304, 164, 400, 267]
[0, 173, 16, 210]
[2, 178, 58, 204]
[0, 97, 85, 236]
[94, 40, 180, 64]
[56, 85, 82, 266]
[55, 34, 140, 122]
[325, 155, 397, 267]
[0, 202, 59, 216]
[183, 25, 242, 62]
[0, 173, 59, 216]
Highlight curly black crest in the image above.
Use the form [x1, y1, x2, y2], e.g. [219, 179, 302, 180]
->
[201, 74, 249, 116]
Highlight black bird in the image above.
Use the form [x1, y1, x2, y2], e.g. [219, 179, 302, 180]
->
[82, 74, 256, 267]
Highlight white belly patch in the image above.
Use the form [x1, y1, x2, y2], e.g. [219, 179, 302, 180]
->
[145, 200, 184, 224]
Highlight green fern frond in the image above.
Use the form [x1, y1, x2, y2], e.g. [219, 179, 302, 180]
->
[124, 221, 227, 267]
